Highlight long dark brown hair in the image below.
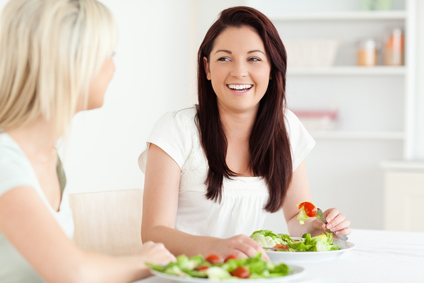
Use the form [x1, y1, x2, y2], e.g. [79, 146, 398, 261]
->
[196, 6, 292, 213]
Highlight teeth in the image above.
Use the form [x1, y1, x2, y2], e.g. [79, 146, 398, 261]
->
[228, 84, 253, 90]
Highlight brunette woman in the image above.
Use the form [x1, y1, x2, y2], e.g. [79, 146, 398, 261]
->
[139, 6, 351, 259]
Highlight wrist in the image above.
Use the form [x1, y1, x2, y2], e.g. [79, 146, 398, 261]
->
[202, 237, 220, 256]
[133, 256, 151, 278]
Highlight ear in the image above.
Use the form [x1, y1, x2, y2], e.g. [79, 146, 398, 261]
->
[203, 57, 211, 80]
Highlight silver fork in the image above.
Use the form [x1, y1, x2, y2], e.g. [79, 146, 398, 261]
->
[316, 208, 348, 241]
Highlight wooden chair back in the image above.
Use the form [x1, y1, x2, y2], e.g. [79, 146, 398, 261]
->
[69, 189, 143, 256]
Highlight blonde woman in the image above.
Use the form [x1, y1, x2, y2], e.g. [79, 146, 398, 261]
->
[0, 0, 175, 282]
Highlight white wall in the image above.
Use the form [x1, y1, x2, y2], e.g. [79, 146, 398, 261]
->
[414, 1, 424, 158]
[64, 1, 194, 193]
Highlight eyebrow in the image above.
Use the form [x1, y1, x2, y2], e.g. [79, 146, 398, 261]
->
[215, 49, 231, 55]
[248, 50, 265, 55]
[214, 49, 266, 55]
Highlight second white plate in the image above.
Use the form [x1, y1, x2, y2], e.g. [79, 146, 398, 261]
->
[265, 239, 355, 264]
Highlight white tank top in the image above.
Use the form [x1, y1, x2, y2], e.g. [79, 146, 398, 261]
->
[139, 107, 315, 238]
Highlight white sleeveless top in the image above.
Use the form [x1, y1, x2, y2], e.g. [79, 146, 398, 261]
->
[0, 133, 74, 283]
[139, 107, 315, 239]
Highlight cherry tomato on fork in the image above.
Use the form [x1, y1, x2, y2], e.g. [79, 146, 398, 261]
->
[230, 266, 250, 278]
[224, 254, 237, 262]
[298, 202, 317, 217]
[205, 254, 221, 264]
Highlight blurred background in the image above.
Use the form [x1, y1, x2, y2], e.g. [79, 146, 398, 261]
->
[1, 0, 422, 233]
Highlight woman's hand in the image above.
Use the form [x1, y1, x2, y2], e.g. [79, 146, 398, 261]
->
[211, 235, 270, 260]
[138, 241, 176, 265]
[307, 208, 351, 239]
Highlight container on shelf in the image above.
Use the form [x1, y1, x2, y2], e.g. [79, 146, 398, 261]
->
[284, 39, 339, 67]
[360, 0, 394, 11]
[384, 28, 404, 66]
[357, 38, 379, 66]
[291, 109, 338, 131]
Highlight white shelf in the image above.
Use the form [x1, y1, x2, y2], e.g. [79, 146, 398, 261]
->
[380, 160, 424, 171]
[310, 131, 405, 140]
[270, 11, 406, 21]
[287, 66, 406, 76]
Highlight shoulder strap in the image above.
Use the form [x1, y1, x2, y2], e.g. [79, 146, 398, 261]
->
[56, 156, 67, 194]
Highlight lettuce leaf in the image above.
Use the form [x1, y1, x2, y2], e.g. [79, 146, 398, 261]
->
[297, 207, 310, 225]
[250, 230, 286, 247]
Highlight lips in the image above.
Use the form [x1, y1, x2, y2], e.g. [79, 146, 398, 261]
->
[226, 84, 253, 93]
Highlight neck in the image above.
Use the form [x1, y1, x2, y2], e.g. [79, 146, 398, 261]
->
[218, 103, 259, 139]
[6, 116, 59, 163]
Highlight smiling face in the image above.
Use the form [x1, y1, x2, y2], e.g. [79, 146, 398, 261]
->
[204, 26, 271, 114]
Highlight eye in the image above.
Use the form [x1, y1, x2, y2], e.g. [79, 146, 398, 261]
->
[217, 57, 231, 62]
[248, 57, 262, 62]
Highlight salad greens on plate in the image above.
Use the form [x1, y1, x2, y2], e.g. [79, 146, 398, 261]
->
[250, 230, 340, 252]
[147, 253, 293, 280]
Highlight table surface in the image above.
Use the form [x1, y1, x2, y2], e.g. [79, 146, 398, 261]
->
[134, 229, 424, 283]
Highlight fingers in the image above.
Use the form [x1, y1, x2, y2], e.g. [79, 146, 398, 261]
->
[229, 235, 259, 257]
[140, 241, 176, 264]
[323, 208, 340, 223]
[323, 208, 351, 236]
[326, 213, 349, 230]
[335, 227, 351, 236]
[222, 235, 270, 260]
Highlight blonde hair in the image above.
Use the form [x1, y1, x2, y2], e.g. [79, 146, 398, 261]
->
[0, 0, 117, 135]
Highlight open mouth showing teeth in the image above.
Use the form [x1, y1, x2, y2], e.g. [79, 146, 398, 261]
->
[227, 84, 253, 92]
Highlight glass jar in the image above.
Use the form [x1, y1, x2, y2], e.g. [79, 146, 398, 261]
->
[384, 28, 404, 66]
[357, 39, 378, 67]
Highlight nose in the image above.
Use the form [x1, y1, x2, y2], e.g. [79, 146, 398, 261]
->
[230, 60, 248, 78]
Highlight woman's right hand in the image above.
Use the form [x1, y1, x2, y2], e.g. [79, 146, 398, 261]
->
[138, 241, 176, 265]
[211, 235, 269, 260]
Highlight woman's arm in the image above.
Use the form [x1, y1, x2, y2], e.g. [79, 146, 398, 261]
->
[0, 186, 175, 283]
[142, 144, 266, 260]
[282, 160, 351, 238]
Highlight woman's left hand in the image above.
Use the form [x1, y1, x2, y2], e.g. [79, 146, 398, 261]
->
[307, 208, 351, 239]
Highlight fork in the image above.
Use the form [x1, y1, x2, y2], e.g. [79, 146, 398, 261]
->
[316, 208, 348, 241]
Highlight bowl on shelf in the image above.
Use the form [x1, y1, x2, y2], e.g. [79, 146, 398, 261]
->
[284, 39, 340, 67]
[291, 109, 338, 131]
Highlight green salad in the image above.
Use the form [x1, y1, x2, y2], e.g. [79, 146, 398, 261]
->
[147, 253, 293, 280]
[250, 230, 340, 252]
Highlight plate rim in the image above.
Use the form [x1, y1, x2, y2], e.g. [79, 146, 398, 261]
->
[264, 239, 356, 255]
[151, 264, 305, 282]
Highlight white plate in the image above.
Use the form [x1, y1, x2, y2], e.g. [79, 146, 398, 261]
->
[151, 265, 305, 282]
[265, 239, 355, 264]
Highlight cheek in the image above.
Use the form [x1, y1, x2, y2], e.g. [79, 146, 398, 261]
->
[210, 66, 227, 93]
[256, 68, 271, 87]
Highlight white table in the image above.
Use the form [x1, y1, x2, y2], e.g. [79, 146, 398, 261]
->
[135, 229, 424, 283]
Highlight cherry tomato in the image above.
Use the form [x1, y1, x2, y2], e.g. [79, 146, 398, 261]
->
[197, 265, 209, 271]
[224, 254, 237, 262]
[274, 244, 289, 250]
[205, 254, 221, 264]
[298, 201, 317, 217]
[230, 266, 250, 279]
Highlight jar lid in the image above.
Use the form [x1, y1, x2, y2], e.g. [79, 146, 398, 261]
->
[391, 28, 403, 36]
[358, 39, 377, 49]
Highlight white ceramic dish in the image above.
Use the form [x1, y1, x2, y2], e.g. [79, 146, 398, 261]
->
[265, 239, 355, 264]
[151, 265, 305, 282]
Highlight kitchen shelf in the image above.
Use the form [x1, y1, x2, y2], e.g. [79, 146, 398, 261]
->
[269, 11, 406, 21]
[380, 160, 424, 170]
[287, 66, 406, 76]
[310, 131, 405, 140]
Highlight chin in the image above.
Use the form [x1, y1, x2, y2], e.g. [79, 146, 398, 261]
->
[86, 101, 105, 110]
